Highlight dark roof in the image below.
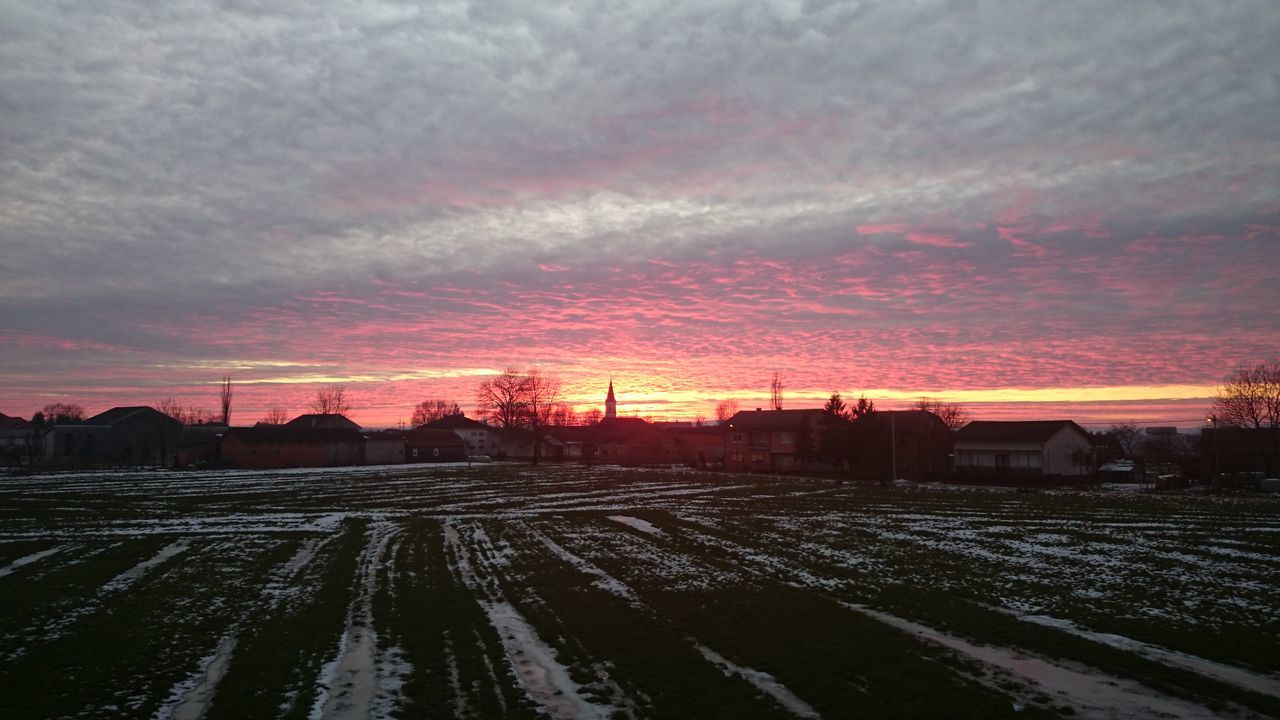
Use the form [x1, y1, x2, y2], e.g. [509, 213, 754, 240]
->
[84, 406, 182, 428]
[954, 420, 1088, 444]
[226, 426, 364, 445]
[421, 414, 491, 431]
[0, 412, 32, 430]
[285, 413, 360, 430]
[366, 429, 465, 447]
[725, 409, 825, 432]
[591, 417, 663, 443]
[401, 429, 466, 447]
[853, 410, 948, 431]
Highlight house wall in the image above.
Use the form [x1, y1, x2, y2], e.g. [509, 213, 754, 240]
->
[365, 439, 405, 465]
[1044, 427, 1092, 475]
[406, 442, 466, 463]
[450, 428, 496, 456]
[222, 436, 362, 469]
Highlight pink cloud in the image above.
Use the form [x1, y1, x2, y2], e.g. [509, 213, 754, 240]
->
[856, 223, 907, 235]
[904, 231, 968, 248]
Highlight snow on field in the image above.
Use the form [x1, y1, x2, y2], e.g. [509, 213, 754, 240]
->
[100, 540, 190, 593]
[606, 515, 665, 536]
[695, 644, 821, 720]
[3, 464, 1278, 717]
[844, 603, 1230, 720]
[155, 634, 237, 720]
[444, 521, 621, 720]
[0, 544, 67, 577]
[310, 522, 404, 720]
[1015, 613, 1280, 699]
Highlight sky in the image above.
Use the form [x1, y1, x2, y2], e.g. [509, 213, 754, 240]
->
[2, 1, 1279, 429]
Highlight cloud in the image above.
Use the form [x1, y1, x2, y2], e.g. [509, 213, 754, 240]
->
[1, 1, 1278, 424]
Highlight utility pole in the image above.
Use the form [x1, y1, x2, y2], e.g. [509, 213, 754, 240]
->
[890, 412, 897, 482]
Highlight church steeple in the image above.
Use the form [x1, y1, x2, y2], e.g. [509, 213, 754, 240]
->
[605, 378, 617, 419]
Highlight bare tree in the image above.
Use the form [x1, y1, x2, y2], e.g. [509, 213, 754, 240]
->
[411, 399, 463, 427]
[42, 402, 85, 424]
[549, 403, 578, 427]
[220, 376, 233, 425]
[1108, 422, 1143, 456]
[581, 407, 604, 425]
[1212, 360, 1280, 475]
[260, 407, 290, 425]
[524, 368, 561, 464]
[476, 368, 529, 429]
[914, 397, 971, 431]
[714, 399, 740, 424]
[156, 398, 215, 426]
[770, 372, 783, 411]
[310, 385, 351, 415]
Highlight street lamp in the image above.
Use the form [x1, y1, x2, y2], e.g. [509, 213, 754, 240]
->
[1206, 414, 1219, 482]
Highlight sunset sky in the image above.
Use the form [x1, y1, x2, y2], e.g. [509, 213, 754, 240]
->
[2, 1, 1278, 429]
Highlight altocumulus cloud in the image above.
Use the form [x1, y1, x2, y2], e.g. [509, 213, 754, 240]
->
[1, 0, 1278, 421]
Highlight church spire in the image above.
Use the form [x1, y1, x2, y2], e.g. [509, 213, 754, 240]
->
[605, 378, 617, 419]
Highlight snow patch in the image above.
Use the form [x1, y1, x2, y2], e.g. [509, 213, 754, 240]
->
[0, 544, 68, 578]
[845, 603, 1229, 720]
[606, 515, 664, 536]
[695, 644, 821, 719]
[102, 540, 190, 593]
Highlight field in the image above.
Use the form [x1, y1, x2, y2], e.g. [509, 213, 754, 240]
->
[1, 464, 1278, 720]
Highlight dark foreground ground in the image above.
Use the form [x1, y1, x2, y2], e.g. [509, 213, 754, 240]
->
[1, 464, 1277, 719]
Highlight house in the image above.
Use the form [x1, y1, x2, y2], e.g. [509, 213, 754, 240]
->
[422, 414, 502, 457]
[497, 426, 565, 461]
[285, 413, 360, 430]
[588, 417, 682, 466]
[0, 412, 40, 467]
[363, 431, 407, 465]
[953, 420, 1093, 480]
[176, 423, 228, 467]
[220, 426, 364, 469]
[41, 406, 184, 467]
[661, 424, 726, 467]
[847, 410, 953, 482]
[402, 429, 467, 463]
[723, 408, 836, 473]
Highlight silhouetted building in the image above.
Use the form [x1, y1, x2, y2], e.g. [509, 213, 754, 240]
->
[422, 414, 501, 457]
[285, 413, 360, 430]
[221, 426, 363, 469]
[723, 408, 835, 473]
[848, 410, 953, 482]
[954, 420, 1092, 480]
[42, 406, 183, 467]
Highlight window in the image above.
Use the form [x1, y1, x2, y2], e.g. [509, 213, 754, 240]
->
[731, 433, 744, 443]
[779, 432, 792, 445]
[412, 448, 419, 458]
[433, 448, 440, 457]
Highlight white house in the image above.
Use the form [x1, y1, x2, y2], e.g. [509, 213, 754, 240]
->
[953, 420, 1092, 477]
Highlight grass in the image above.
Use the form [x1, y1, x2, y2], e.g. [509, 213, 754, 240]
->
[0, 464, 1277, 718]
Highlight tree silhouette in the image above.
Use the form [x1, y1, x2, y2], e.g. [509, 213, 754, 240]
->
[310, 385, 351, 415]
[411, 399, 463, 427]
[1212, 360, 1280, 475]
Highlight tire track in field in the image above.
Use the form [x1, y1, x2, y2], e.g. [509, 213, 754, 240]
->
[443, 520, 620, 720]
[154, 535, 339, 720]
[0, 544, 68, 578]
[667, 515, 1253, 720]
[309, 521, 405, 720]
[521, 520, 823, 720]
[2, 539, 191, 661]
